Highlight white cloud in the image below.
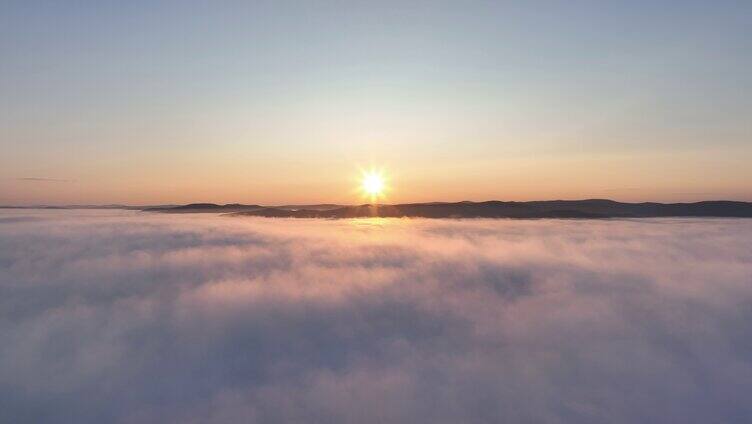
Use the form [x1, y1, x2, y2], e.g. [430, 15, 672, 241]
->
[1, 210, 752, 423]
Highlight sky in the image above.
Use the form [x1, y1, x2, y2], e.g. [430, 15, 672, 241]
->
[2, 210, 752, 422]
[2, 0, 751, 205]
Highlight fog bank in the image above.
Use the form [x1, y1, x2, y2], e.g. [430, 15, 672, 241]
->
[1, 210, 752, 423]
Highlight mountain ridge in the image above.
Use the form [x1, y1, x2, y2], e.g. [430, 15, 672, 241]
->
[209, 200, 752, 219]
[6, 200, 751, 218]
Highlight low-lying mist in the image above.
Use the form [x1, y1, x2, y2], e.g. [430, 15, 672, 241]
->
[1, 210, 752, 423]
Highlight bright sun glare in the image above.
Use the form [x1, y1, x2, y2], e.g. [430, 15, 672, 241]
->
[360, 170, 387, 201]
[362, 173, 384, 196]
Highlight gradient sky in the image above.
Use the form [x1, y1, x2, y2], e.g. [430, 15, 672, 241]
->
[2, 0, 751, 205]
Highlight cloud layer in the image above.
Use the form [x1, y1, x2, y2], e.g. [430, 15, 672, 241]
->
[1, 210, 752, 423]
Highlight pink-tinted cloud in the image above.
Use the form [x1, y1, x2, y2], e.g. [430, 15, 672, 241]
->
[1, 210, 752, 423]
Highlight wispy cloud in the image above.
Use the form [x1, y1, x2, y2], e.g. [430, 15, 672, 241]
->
[1, 212, 751, 423]
[16, 177, 72, 182]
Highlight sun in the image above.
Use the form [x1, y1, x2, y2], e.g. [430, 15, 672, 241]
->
[363, 173, 384, 196]
[359, 169, 388, 202]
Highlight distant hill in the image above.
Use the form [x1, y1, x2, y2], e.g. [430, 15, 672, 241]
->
[6, 200, 751, 218]
[143, 203, 264, 213]
[218, 200, 752, 219]
[274, 204, 345, 211]
[143, 203, 343, 213]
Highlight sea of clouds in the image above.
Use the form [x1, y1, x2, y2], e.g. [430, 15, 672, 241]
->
[1, 209, 752, 423]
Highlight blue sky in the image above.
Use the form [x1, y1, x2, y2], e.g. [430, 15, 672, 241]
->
[2, 1, 751, 204]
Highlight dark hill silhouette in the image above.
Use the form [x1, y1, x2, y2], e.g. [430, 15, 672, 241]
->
[206, 200, 752, 219]
[274, 204, 344, 211]
[144, 203, 264, 213]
